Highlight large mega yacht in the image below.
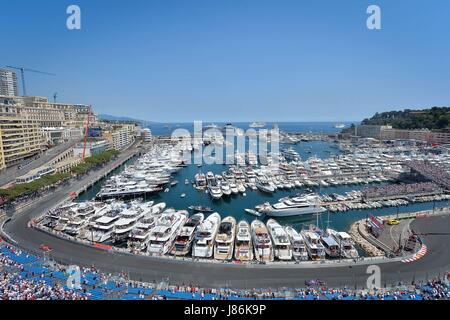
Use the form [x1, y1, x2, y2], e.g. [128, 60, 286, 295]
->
[234, 220, 253, 261]
[266, 219, 292, 261]
[251, 220, 274, 262]
[301, 230, 326, 261]
[171, 213, 204, 256]
[327, 229, 359, 259]
[284, 226, 308, 261]
[257, 194, 326, 217]
[147, 210, 187, 255]
[214, 216, 236, 260]
[192, 212, 221, 258]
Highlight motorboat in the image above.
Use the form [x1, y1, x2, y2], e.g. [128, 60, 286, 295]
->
[285, 226, 308, 261]
[257, 194, 326, 217]
[147, 211, 187, 255]
[327, 229, 359, 259]
[301, 230, 326, 261]
[251, 220, 274, 262]
[171, 213, 205, 256]
[192, 212, 221, 258]
[266, 219, 292, 261]
[234, 220, 254, 262]
[214, 216, 236, 260]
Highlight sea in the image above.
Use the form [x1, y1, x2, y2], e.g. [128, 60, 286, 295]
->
[77, 122, 449, 236]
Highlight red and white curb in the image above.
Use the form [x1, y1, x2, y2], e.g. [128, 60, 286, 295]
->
[402, 244, 427, 263]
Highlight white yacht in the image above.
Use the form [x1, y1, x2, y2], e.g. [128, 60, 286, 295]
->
[208, 180, 223, 200]
[192, 212, 221, 258]
[214, 216, 236, 260]
[285, 226, 308, 261]
[251, 220, 274, 262]
[249, 122, 266, 128]
[128, 214, 157, 251]
[114, 207, 144, 241]
[220, 180, 232, 196]
[194, 173, 207, 189]
[327, 229, 359, 259]
[89, 205, 122, 243]
[320, 234, 340, 258]
[151, 202, 166, 215]
[257, 194, 326, 217]
[266, 219, 292, 261]
[147, 211, 187, 255]
[301, 230, 326, 261]
[234, 220, 253, 261]
[171, 213, 204, 256]
[256, 177, 275, 193]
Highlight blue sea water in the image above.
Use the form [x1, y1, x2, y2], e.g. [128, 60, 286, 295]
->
[147, 122, 356, 136]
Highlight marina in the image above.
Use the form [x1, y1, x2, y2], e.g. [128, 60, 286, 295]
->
[31, 127, 450, 265]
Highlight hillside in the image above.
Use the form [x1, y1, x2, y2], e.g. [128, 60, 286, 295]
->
[360, 107, 450, 130]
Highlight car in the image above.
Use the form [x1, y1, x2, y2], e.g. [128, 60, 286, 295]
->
[387, 219, 400, 226]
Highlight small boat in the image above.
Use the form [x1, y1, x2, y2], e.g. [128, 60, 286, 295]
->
[180, 193, 186, 198]
[188, 206, 214, 213]
[184, 179, 190, 185]
[244, 209, 263, 217]
[170, 180, 179, 186]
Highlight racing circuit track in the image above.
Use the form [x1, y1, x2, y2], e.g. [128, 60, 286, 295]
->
[2, 183, 450, 289]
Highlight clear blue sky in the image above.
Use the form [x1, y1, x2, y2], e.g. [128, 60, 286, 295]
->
[2, 0, 450, 122]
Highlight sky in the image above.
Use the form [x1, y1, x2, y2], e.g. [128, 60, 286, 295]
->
[1, 0, 450, 122]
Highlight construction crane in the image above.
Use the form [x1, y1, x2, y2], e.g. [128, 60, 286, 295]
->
[5, 65, 55, 96]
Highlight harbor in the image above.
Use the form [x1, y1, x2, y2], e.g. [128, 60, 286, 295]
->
[30, 129, 450, 264]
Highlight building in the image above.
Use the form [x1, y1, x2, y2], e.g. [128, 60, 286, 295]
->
[0, 95, 98, 129]
[142, 128, 152, 142]
[0, 99, 45, 170]
[0, 69, 18, 96]
[73, 140, 111, 158]
[355, 125, 392, 140]
[102, 124, 136, 150]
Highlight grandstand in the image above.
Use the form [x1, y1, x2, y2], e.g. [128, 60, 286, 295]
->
[1, 242, 449, 300]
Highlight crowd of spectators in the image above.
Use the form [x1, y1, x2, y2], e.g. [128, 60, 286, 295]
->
[406, 160, 450, 190]
[363, 182, 441, 199]
[1, 242, 450, 300]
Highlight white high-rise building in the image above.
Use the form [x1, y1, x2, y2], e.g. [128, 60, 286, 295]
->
[0, 69, 19, 96]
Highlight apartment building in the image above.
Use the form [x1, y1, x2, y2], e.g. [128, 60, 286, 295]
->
[0, 69, 19, 96]
[0, 100, 45, 170]
[102, 124, 137, 151]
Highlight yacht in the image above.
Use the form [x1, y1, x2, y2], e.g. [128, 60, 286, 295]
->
[64, 217, 89, 237]
[194, 173, 207, 189]
[220, 180, 232, 196]
[128, 214, 157, 251]
[171, 213, 204, 256]
[192, 213, 221, 258]
[208, 180, 223, 200]
[301, 230, 326, 261]
[89, 205, 122, 243]
[256, 177, 275, 193]
[257, 194, 326, 217]
[320, 234, 340, 258]
[334, 123, 346, 129]
[285, 226, 308, 261]
[327, 229, 359, 259]
[229, 181, 239, 194]
[151, 202, 166, 215]
[214, 216, 236, 260]
[113, 208, 144, 241]
[234, 220, 254, 261]
[251, 220, 274, 262]
[266, 219, 292, 261]
[249, 122, 266, 128]
[147, 211, 187, 255]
